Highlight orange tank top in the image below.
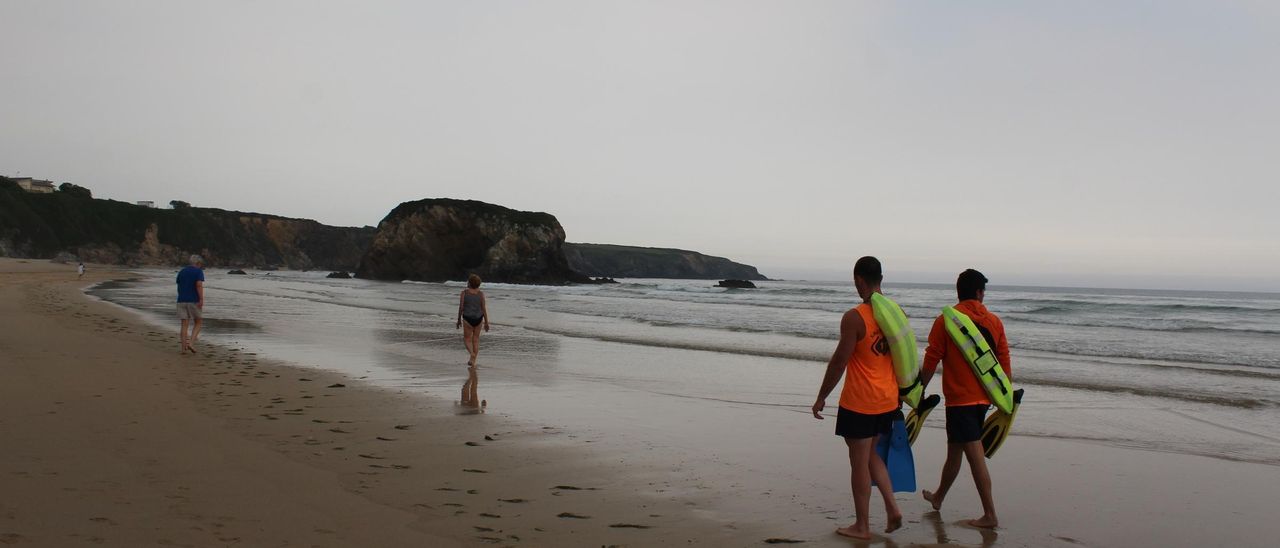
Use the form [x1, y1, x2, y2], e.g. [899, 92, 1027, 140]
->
[838, 303, 900, 414]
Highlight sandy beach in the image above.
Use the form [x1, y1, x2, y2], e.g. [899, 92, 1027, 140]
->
[3, 258, 1280, 547]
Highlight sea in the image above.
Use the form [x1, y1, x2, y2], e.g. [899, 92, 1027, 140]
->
[89, 270, 1280, 467]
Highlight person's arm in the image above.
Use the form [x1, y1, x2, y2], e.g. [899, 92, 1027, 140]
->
[480, 292, 490, 332]
[812, 309, 865, 419]
[994, 317, 1011, 380]
[456, 291, 464, 328]
[196, 280, 204, 309]
[918, 316, 946, 388]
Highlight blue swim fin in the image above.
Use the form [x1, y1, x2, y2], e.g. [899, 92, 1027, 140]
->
[873, 414, 916, 493]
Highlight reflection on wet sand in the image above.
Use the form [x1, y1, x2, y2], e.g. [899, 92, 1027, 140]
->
[923, 510, 997, 547]
[458, 366, 486, 414]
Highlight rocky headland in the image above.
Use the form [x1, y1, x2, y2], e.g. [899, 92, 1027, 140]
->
[355, 198, 588, 284]
[564, 243, 767, 281]
[0, 176, 373, 270]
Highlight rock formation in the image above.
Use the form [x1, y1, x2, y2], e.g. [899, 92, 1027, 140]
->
[564, 243, 767, 280]
[355, 198, 587, 284]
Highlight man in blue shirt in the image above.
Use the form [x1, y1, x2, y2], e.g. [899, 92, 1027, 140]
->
[176, 254, 205, 354]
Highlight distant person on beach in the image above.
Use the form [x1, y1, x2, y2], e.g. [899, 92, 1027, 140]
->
[918, 269, 1011, 528]
[812, 256, 904, 540]
[77, 262, 85, 279]
[176, 254, 205, 354]
[456, 274, 490, 365]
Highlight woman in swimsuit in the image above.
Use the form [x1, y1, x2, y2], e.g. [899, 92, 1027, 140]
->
[456, 274, 490, 365]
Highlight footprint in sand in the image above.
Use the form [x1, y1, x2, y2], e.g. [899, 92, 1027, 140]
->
[551, 485, 598, 491]
[497, 498, 527, 504]
[557, 512, 590, 519]
[463, 469, 488, 474]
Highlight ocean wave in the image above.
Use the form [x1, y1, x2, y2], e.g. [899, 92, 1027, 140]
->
[1002, 313, 1280, 335]
[992, 297, 1280, 314]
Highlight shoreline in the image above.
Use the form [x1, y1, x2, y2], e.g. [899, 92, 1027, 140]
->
[0, 259, 770, 546]
[4, 258, 1280, 547]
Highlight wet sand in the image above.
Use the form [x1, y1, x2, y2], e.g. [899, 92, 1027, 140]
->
[3, 258, 1280, 547]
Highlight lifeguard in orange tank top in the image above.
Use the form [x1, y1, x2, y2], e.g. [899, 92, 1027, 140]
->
[838, 303, 901, 414]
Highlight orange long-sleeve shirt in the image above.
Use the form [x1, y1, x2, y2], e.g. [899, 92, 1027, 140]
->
[920, 299, 1012, 407]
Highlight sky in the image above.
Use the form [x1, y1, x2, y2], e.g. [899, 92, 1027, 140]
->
[2, 1, 1277, 291]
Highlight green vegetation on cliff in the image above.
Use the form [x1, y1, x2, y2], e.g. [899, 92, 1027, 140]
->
[563, 243, 767, 280]
[0, 177, 373, 269]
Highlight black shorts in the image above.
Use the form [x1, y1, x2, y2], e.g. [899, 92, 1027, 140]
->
[946, 404, 989, 443]
[463, 315, 484, 327]
[835, 407, 899, 439]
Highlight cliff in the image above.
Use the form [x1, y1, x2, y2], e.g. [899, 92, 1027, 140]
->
[0, 177, 374, 269]
[355, 198, 587, 284]
[563, 243, 767, 280]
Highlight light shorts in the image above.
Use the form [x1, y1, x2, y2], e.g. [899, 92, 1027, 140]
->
[176, 302, 202, 320]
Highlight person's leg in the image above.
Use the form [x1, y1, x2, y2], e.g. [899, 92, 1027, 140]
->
[189, 318, 202, 350]
[961, 441, 998, 528]
[868, 440, 903, 532]
[923, 442, 964, 510]
[836, 436, 876, 540]
[179, 318, 190, 353]
[462, 323, 476, 364]
[470, 327, 481, 364]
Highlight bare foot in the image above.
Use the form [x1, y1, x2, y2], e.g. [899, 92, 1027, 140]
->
[923, 489, 943, 511]
[885, 510, 903, 533]
[836, 525, 871, 540]
[967, 515, 998, 529]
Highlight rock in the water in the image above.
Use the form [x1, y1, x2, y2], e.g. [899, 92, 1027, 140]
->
[590, 277, 618, 284]
[355, 199, 588, 284]
[326, 271, 352, 279]
[227, 269, 247, 275]
[717, 279, 757, 289]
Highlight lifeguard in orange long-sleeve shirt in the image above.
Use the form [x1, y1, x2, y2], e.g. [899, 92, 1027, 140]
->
[919, 269, 1010, 529]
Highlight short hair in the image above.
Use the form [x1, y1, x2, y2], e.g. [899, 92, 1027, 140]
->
[467, 274, 482, 289]
[190, 254, 204, 265]
[957, 269, 988, 301]
[853, 256, 883, 285]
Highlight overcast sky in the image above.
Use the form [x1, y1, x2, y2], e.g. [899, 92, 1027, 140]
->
[2, 1, 1277, 290]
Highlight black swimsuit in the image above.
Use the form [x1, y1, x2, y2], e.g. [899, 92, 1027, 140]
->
[462, 292, 484, 327]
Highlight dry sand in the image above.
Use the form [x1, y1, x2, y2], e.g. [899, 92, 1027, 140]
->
[3, 258, 1279, 547]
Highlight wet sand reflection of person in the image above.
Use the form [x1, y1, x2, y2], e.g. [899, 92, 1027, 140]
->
[923, 510, 997, 547]
[459, 366, 486, 413]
